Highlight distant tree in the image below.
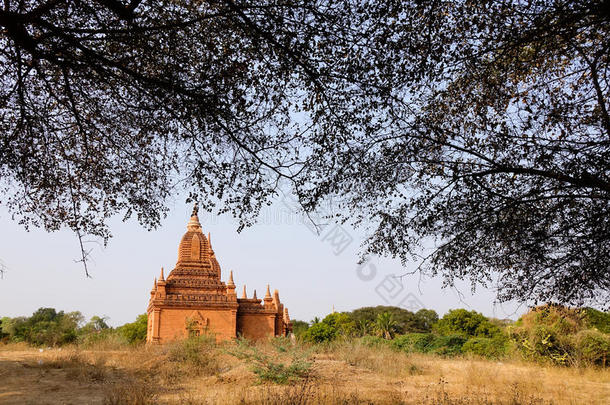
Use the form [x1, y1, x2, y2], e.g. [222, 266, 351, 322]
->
[356, 319, 373, 337]
[0, 316, 26, 341]
[583, 307, 610, 334]
[290, 320, 309, 338]
[0, 317, 8, 340]
[116, 314, 147, 344]
[5, 308, 82, 346]
[80, 315, 110, 334]
[301, 322, 336, 344]
[302, 312, 355, 343]
[434, 309, 502, 339]
[90, 315, 110, 331]
[414, 309, 439, 333]
[375, 312, 397, 340]
[321, 313, 356, 337]
[310, 317, 321, 325]
[348, 306, 418, 334]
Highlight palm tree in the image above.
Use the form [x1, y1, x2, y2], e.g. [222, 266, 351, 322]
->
[357, 319, 373, 337]
[375, 312, 397, 340]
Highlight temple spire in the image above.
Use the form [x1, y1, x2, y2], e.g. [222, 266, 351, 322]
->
[263, 284, 273, 308]
[265, 284, 272, 299]
[241, 285, 247, 299]
[153, 277, 157, 289]
[159, 267, 165, 281]
[187, 204, 202, 231]
[284, 307, 290, 322]
[228, 270, 235, 286]
[253, 289, 258, 300]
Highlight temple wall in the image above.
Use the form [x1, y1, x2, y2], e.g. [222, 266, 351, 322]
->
[146, 308, 156, 343]
[275, 312, 283, 336]
[237, 312, 276, 340]
[154, 308, 237, 343]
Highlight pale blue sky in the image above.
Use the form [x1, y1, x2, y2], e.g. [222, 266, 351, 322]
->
[0, 198, 525, 326]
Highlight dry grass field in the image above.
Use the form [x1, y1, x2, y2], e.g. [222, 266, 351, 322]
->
[0, 339, 608, 405]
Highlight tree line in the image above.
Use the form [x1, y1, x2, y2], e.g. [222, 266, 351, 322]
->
[0, 308, 147, 346]
[293, 305, 610, 367]
[2, 304, 609, 366]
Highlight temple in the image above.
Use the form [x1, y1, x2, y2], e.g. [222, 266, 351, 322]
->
[146, 205, 292, 343]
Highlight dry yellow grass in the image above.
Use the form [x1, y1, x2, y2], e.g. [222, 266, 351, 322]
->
[0, 340, 607, 404]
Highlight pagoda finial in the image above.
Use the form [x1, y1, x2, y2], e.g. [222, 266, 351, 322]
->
[253, 289, 258, 300]
[228, 270, 235, 286]
[159, 267, 165, 281]
[265, 284, 272, 299]
[187, 204, 202, 231]
[241, 285, 247, 299]
[153, 277, 157, 289]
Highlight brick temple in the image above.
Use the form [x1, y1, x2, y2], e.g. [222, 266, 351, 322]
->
[146, 206, 292, 343]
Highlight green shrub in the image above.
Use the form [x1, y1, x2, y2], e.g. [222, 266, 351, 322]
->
[346, 306, 439, 334]
[116, 314, 147, 344]
[291, 320, 309, 338]
[391, 333, 433, 352]
[0, 317, 9, 341]
[411, 333, 436, 352]
[463, 336, 508, 359]
[427, 335, 467, 356]
[414, 309, 439, 333]
[434, 309, 502, 339]
[301, 312, 355, 343]
[509, 305, 587, 366]
[165, 335, 220, 376]
[321, 313, 356, 337]
[582, 308, 610, 334]
[228, 338, 312, 384]
[359, 335, 389, 348]
[511, 324, 573, 365]
[572, 329, 609, 366]
[78, 329, 129, 349]
[301, 322, 336, 343]
[3, 308, 83, 346]
[390, 333, 465, 356]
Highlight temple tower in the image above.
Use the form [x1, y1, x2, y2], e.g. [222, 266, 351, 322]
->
[146, 205, 292, 343]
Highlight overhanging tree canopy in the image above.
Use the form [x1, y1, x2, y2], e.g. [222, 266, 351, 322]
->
[1, 0, 609, 307]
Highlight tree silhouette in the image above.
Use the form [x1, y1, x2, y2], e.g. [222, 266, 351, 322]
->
[1, 1, 608, 306]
